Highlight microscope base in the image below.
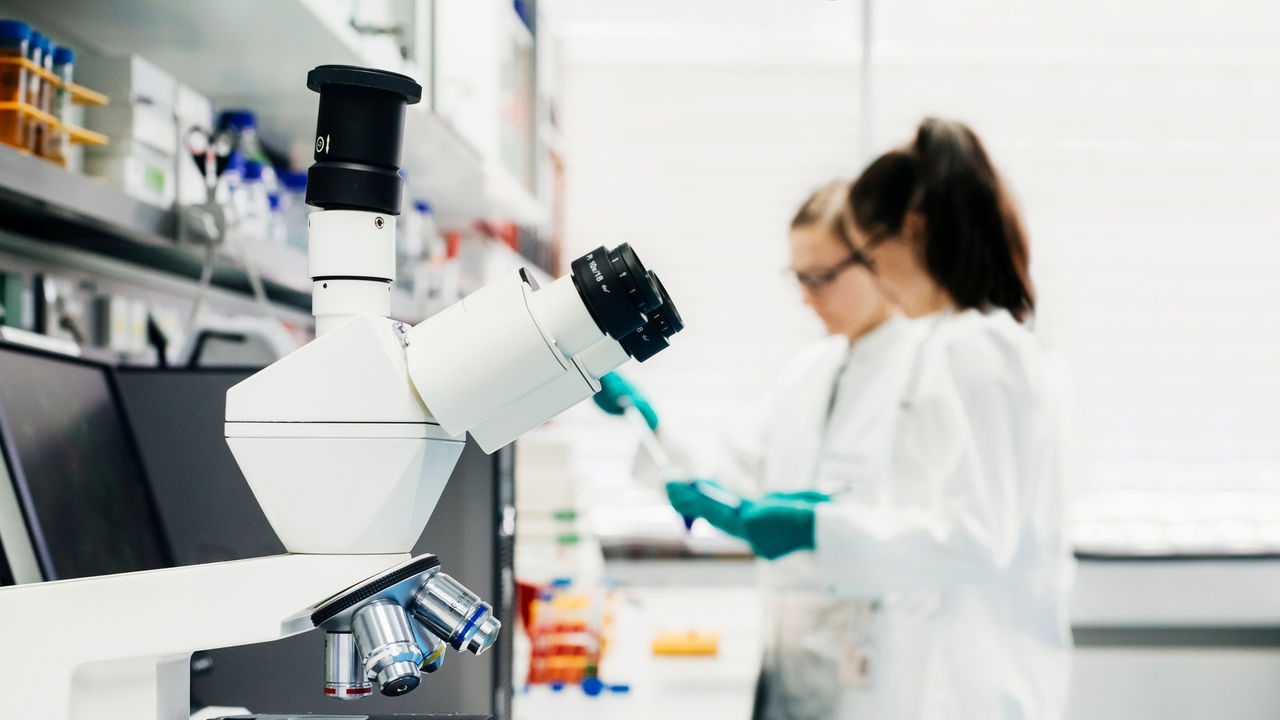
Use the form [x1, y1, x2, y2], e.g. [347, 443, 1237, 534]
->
[0, 553, 408, 720]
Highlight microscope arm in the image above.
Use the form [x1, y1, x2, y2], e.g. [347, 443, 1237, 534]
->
[0, 553, 404, 720]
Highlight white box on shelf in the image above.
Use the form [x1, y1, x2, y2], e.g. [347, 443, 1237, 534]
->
[173, 84, 214, 206]
[75, 54, 176, 112]
[174, 84, 213, 132]
[84, 105, 178, 157]
[84, 145, 175, 210]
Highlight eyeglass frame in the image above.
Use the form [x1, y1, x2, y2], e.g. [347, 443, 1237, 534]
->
[789, 244, 877, 292]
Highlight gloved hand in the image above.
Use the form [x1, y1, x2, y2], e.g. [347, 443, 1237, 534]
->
[666, 479, 751, 538]
[763, 490, 832, 505]
[740, 497, 826, 560]
[592, 372, 659, 431]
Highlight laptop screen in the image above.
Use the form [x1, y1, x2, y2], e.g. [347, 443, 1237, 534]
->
[0, 345, 170, 580]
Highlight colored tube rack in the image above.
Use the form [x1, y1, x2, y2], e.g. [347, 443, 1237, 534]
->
[0, 56, 108, 150]
[525, 588, 617, 686]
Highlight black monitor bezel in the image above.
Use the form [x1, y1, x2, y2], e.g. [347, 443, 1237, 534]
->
[0, 530, 13, 586]
[0, 340, 175, 581]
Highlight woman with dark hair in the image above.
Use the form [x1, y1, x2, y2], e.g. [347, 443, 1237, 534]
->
[595, 179, 929, 718]
[733, 118, 1075, 718]
[600, 120, 1072, 718]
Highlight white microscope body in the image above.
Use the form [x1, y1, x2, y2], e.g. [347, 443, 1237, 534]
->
[0, 65, 682, 720]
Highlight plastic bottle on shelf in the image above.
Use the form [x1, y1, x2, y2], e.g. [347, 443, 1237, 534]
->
[422, 230, 461, 317]
[395, 200, 427, 292]
[278, 170, 310, 251]
[219, 110, 267, 161]
[267, 193, 288, 247]
[402, 201, 426, 259]
[43, 45, 72, 166]
[412, 203, 444, 303]
[214, 149, 245, 218]
[419, 202, 445, 259]
[22, 30, 43, 152]
[219, 109, 278, 193]
[237, 160, 271, 242]
[0, 20, 30, 149]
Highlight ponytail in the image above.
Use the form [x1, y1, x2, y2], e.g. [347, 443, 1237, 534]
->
[848, 118, 1035, 322]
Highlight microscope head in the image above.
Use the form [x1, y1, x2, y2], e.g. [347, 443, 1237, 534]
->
[225, 66, 441, 554]
[224, 66, 685, 556]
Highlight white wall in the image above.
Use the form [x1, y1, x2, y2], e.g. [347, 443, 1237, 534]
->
[550, 0, 1280, 505]
[870, 1, 1280, 496]
[558, 62, 862, 444]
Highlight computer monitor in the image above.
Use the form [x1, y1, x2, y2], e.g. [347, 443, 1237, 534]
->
[114, 367, 286, 565]
[0, 342, 171, 582]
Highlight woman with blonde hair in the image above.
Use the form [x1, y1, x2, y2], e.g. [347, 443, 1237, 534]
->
[597, 177, 927, 718]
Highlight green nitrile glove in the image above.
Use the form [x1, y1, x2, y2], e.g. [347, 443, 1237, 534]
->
[762, 490, 832, 505]
[665, 479, 752, 538]
[740, 497, 826, 560]
[592, 372, 659, 430]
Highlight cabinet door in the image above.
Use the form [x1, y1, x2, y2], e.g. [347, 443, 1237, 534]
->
[433, 0, 506, 159]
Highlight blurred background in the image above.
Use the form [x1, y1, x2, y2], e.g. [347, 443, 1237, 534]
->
[0, 1, 1278, 719]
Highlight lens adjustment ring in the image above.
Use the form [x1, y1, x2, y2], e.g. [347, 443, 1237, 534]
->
[609, 244, 661, 315]
[570, 244, 661, 339]
[618, 272, 683, 363]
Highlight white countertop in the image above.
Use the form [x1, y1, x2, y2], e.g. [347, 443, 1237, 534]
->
[513, 555, 1280, 720]
[514, 582, 762, 720]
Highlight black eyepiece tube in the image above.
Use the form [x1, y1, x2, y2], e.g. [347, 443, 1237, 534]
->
[305, 65, 423, 215]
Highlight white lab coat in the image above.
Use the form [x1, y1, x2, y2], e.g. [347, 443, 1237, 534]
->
[718, 309, 1074, 720]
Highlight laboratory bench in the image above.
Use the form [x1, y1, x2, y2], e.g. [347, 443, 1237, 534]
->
[514, 573, 760, 720]
[513, 556, 1280, 720]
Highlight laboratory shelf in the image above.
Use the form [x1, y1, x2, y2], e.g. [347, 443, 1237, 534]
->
[4, 0, 548, 228]
[0, 145, 427, 324]
[0, 143, 309, 309]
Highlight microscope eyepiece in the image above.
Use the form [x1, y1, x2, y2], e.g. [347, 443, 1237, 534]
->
[618, 272, 683, 362]
[305, 65, 423, 215]
[570, 244, 663, 340]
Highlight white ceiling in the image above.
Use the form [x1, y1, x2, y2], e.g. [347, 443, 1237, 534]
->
[545, 0, 864, 64]
[546, 0, 1280, 65]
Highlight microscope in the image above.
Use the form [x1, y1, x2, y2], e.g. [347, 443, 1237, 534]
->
[0, 66, 682, 720]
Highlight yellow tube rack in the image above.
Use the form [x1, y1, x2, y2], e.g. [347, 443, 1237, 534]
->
[0, 56, 109, 105]
[0, 100, 108, 146]
[0, 55, 111, 154]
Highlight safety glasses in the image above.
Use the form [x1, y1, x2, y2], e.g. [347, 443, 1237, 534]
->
[790, 247, 875, 292]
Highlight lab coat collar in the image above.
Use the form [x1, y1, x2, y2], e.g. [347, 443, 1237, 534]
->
[845, 314, 913, 358]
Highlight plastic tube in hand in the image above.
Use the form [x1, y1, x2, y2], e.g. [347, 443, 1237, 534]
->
[623, 403, 694, 530]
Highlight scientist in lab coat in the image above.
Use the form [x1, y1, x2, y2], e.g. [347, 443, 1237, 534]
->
[599, 177, 927, 718]
[597, 118, 1074, 719]
[799, 118, 1074, 719]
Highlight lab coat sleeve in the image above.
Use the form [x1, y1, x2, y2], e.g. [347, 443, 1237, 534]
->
[813, 336, 1032, 593]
